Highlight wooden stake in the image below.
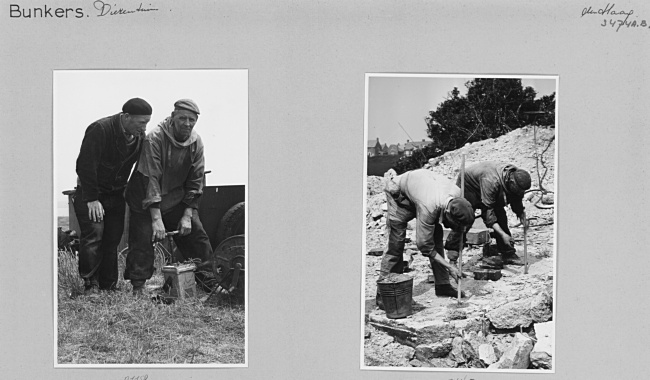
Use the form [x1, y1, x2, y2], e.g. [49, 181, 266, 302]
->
[523, 211, 529, 274]
[458, 154, 465, 304]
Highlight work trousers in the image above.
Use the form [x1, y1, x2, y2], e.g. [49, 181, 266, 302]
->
[378, 190, 450, 286]
[73, 187, 125, 290]
[124, 203, 212, 286]
[446, 203, 515, 261]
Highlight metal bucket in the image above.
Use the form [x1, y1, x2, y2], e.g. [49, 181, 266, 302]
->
[377, 277, 413, 319]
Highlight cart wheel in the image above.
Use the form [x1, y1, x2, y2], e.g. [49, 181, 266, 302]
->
[211, 235, 245, 298]
[216, 202, 245, 242]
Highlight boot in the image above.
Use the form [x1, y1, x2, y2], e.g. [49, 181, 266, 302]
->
[83, 276, 99, 295]
[501, 252, 524, 266]
[481, 256, 504, 269]
[131, 280, 146, 295]
[435, 283, 466, 298]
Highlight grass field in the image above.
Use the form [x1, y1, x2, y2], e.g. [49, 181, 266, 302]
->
[57, 249, 245, 365]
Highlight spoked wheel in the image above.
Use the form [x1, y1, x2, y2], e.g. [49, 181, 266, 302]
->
[211, 234, 245, 297]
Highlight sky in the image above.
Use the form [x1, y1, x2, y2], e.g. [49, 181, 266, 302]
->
[366, 74, 557, 147]
[54, 70, 248, 216]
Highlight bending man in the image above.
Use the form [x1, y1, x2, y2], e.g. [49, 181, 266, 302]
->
[446, 161, 531, 266]
[124, 99, 212, 294]
[74, 98, 152, 293]
[377, 168, 474, 307]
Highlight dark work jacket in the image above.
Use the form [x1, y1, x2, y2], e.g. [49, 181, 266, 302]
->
[125, 117, 204, 214]
[75, 113, 143, 202]
[456, 161, 525, 227]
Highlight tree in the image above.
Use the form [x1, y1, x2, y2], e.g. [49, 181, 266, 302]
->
[428, 79, 538, 145]
[533, 93, 556, 126]
[394, 78, 555, 174]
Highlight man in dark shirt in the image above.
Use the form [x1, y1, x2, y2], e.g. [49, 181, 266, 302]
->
[124, 99, 212, 294]
[446, 161, 531, 266]
[74, 98, 152, 293]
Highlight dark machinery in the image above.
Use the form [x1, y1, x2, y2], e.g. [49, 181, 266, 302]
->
[62, 180, 246, 301]
[206, 234, 245, 300]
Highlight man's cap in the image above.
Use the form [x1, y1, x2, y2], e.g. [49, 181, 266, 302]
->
[507, 169, 532, 195]
[122, 98, 152, 116]
[174, 99, 200, 115]
[448, 198, 474, 227]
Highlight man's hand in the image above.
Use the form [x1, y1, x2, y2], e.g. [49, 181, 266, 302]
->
[519, 212, 528, 229]
[447, 265, 462, 283]
[151, 219, 166, 242]
[493, 223, 515, 247]
[149, 207, 166, 242]
[178, 215, 192, 236]
[432, 253, 466, 283]
[447, 264, 468, 283]
[502, 234, 515, 248]
[87, 200, 104, 222]
[177, 208, 193, 236]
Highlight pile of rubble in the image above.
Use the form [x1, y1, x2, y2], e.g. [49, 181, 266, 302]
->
[363, 126, 555, 370]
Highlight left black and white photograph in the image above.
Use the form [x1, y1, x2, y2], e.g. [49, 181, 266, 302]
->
[53, 69, 248, 367]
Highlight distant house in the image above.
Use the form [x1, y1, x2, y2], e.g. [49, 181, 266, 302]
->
[388, 144, 399, 156]
[367, 138, 382, 157]
[381, 143, 389, 156]
[404, 139, 433, 157]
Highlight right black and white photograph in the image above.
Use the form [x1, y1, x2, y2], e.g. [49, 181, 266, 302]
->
[362, 74, 557, 372]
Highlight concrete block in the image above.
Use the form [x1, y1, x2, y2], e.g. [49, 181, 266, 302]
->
[473, 269, 502, 281]
[443, 227, 491, 245]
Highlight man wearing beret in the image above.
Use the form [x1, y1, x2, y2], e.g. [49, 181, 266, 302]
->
[124, 99, 212, 294]
[377, 168, 474, 307]
[446, 161, 532, 266]
[74, 98, 152, 293]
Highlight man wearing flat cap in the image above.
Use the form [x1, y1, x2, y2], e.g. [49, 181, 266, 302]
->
[124, 99, 212, 294]
[74, 98, 152, 293]
[377, 168, 474, 307]
[446, 161, 532, 266]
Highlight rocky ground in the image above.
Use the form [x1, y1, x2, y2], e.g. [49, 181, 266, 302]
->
[363, 125, 555, 370]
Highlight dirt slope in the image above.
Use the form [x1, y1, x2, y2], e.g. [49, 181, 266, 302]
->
[363, 125, 556, 369]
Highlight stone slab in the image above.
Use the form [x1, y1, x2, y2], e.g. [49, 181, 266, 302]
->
[531, 321, 554, 369]
[367, 247, 384, 256]
[488, 333, 534, 369]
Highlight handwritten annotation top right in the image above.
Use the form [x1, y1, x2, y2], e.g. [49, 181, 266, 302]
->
[581, 3, 650, 32]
